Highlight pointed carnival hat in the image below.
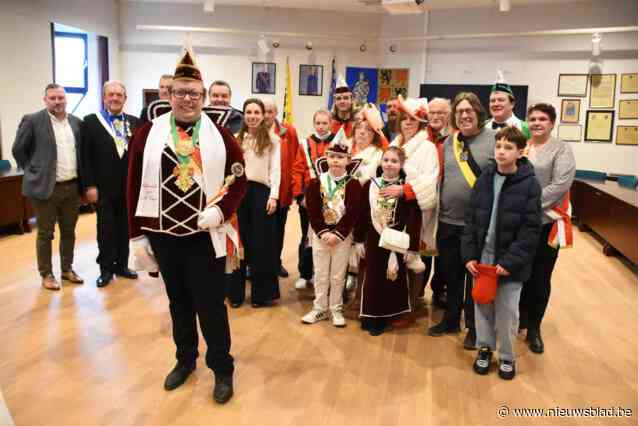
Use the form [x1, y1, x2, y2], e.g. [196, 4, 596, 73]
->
[335, 74, 351, 94]
[173, 40, 203, 82]
[491, 69, 514, 98]
[397, 94, 429, 123]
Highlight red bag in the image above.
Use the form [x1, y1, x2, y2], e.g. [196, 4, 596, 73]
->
[472, 264, 498, 304]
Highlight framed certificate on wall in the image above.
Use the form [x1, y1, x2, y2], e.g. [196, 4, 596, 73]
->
[616, 126, 638, 146]
[584, 110, 614, 143]
[557, 74, 588, 97]
[618, 100, 638, 119]
[558, 124, 582, 142]
[589, 74, 616, 109]
[620, 73, 638, 94]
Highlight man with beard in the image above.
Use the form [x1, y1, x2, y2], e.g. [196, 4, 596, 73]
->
[82, 80, 140, 287]
[382, 98, 399, 142]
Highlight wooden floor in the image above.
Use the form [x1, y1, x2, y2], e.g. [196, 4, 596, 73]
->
[1, 206, 637, 426]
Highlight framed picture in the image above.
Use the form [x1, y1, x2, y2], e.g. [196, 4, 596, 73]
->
[589, 74, 616, 109]
[252, 62, 276, 94]
[557, 74, 588, 97]
[560, 99, 581, 123]
[346, 66, 379, 107]
[584, 110, 614, 143]
[620, 73, 638, 94]
[142, 89, 159, 108]
[616, 126, 638, 146]
[558, 124, 582, 142]
[299, 65, 323, 96]
[377, 68, 409, 104]
[618, 100, 638, 119]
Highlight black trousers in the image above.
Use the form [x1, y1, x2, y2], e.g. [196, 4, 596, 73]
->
[421, 255, 446, 297]
[520, 223, 559, 331]
[148, 232, 234, 375]
[232, 182, 280, 304]
[437, 222, 474, 329]
[275, 205, 289, 266]
[96, 194, 129, 272]
[297, 205, 314, 280]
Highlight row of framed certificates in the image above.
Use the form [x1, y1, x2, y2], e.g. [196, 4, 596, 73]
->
[557, 73, 638, 145]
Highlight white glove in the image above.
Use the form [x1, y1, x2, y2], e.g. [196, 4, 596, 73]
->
[130, 235, 159, 272]
[197, 206, 223, 230]
[355, 243, 366, 260]
[405, 251, 426, 273]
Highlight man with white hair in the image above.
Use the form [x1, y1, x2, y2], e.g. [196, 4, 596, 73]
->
[81, 80, 141, 287]
[262, 97, 300, 277]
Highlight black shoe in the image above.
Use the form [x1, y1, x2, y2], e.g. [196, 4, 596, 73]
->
[369, 327, 385, 336]
[213, 374, 234, 404]
[278, 265, 289, 278]
[463, 328, 477, 350]
[115, 267, 138, 279]
[432, 293, 446, 309]
[473, 347, 492, 375]
[230, 302, 243, 308]
[96, 271, 114, 288]
[527, 329, 544, 354]
[427, 320, 461, 337]
[164, 361, 196, 391]
[498, 359, 516, 380]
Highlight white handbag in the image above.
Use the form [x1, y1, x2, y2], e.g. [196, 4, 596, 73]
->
[378, 227, 410, 254]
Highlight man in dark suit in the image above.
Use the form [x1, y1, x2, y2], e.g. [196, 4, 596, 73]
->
[81, 81, 140, 287]
[139, 74, 173, 123]
[208, 80, 243, 134]
[12, 83, 85, 291]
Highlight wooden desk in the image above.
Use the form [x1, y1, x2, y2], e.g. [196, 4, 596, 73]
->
[0, 168, 34, 234]
[571, 179, 638, 264]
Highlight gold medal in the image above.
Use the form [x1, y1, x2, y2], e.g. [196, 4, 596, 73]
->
[174, 163, 194, 192]
[324, 208, 338, 225]
[175, 137, 195, 157]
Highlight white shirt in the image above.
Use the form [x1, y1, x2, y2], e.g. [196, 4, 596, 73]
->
[240, 132, 281, 199]
[48, 112, 77, 182]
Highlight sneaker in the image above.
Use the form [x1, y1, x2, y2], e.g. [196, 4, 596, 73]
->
[331, 310, 346, 327]
[294, 278, 308, 290]
[473, 347, 492, 375]
[463, 328, 477, 350]
[345, 275, 356, 291]
[498, 359, 516, 380]
[427, 320, 461, 337]
[301, 309, 329, 324]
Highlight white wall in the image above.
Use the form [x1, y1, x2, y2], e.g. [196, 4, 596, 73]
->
[0, 0, 120, 161]
[423, 0, 638, 174]
[120, 2, 384, 138]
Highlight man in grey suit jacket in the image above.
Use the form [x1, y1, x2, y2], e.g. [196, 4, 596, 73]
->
[12, 83, 85, 291]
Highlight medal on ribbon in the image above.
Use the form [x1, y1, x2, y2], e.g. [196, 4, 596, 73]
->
[170, 115, 202, 192]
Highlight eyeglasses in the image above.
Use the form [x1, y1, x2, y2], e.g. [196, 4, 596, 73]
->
[172, 90, 204, 100]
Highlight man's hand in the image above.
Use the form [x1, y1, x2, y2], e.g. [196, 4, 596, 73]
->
[85, 186, 98, 204]
[495, 265, 510, 276]
[466, 260, 479, 276]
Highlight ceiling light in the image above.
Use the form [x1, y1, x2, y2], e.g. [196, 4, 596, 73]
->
[499, 0, 510, 12]
[204, 0, 215, 13]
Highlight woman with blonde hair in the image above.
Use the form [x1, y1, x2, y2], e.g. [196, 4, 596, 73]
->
[231, 98, 281, 308]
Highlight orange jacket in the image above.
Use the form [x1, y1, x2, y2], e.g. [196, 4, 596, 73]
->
[291, 134, 334, 199]
[331, 116, 354, 139]
[274, 121, 300, 207]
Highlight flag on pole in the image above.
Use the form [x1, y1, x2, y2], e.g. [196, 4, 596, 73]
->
[283, 56, 293, 126]
[328, 57, 336, 110]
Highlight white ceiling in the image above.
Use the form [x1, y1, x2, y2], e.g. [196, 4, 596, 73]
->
[128, 0, 590, 14]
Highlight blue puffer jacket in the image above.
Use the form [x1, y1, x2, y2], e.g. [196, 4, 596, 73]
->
[461, 157, 542, 282]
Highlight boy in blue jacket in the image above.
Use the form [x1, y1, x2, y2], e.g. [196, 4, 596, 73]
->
[462, 126, 541, 380]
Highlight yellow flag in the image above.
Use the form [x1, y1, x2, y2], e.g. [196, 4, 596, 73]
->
[283, 57, 293, 125]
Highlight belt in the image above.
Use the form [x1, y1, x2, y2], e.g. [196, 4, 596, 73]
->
[56, 178, 78, 185]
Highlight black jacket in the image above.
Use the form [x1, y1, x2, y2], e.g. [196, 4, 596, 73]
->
[80, 113, 140, 197]
[461, 158, 542, 282]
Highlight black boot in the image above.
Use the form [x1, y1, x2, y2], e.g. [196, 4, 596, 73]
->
[164, 361, 196, 390]
[463, 328, 477, 350]
[527, 329, 544, 354]
[213, 374, 234, 404]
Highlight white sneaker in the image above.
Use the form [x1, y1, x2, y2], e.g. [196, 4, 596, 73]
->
[331, 310, 346, 328]
[345, 275, 356, 291]
[301, 309, 329, 324]
[294, 278, 308, 290]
